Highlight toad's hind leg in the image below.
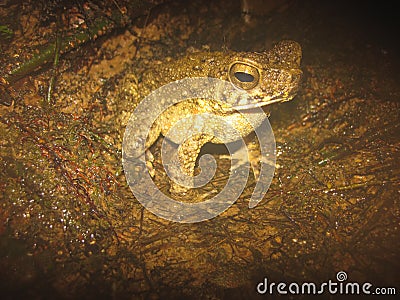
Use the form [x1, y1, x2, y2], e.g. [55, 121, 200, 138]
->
[169, 134, 213, 195]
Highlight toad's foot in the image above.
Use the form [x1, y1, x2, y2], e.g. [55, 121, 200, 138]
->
[230, 135, 274, 182]
[145, 149, 156, 178]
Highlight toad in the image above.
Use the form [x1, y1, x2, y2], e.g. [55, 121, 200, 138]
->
[121, 40, 302, 195]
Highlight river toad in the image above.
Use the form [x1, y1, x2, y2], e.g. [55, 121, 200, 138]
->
[121, 40, 302, 195]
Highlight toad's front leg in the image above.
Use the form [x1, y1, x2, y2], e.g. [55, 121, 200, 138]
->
[168, 134, 213, 195]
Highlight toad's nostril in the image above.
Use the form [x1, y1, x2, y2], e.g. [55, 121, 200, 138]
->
[291, 73, 300, 84]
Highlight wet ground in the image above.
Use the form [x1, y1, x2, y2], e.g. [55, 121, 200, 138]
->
[0, 0, 399, 299]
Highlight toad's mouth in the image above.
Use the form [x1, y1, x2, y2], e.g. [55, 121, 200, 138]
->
[231, 95, 295, 110]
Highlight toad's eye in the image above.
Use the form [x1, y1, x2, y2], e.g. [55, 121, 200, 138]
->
[228, 62, 260, 90]
[234, 72, 254, 82]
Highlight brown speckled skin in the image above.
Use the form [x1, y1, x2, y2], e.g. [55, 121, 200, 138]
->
[122, 40, 302, 194]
